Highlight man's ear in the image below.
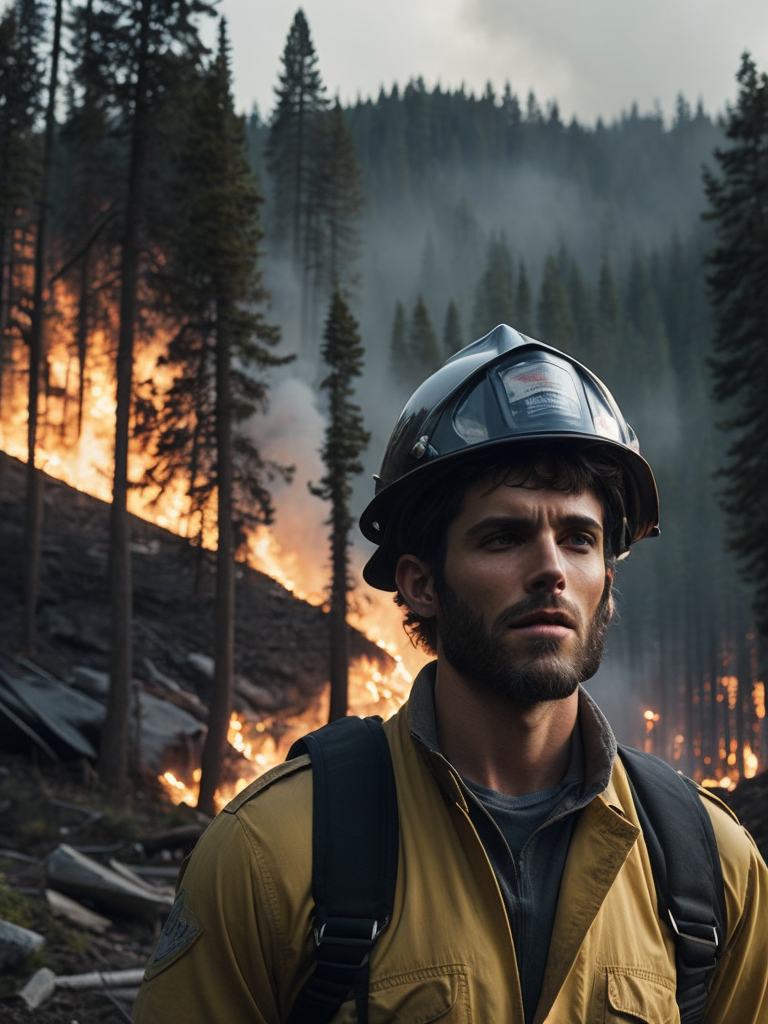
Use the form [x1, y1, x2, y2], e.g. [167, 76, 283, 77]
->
[605, 566, 615, 620]
[395, 554, 438, 617]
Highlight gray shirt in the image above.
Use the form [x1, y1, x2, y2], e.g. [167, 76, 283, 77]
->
[408, 664, 616, 1024]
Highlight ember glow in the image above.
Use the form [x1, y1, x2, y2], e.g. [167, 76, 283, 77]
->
[643, 709, 660, 754]
[4, 291, 763, 810]
[159, 655, 412, 811]
[0, 303, 422, 811]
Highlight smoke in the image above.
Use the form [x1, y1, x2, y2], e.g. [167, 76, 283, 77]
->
[252, 374, 330, 602]
[458, 0, 764, 123]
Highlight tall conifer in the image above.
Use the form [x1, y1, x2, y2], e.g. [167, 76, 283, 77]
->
[704, 52, 768, 636]
[266, 9, 327, 265]
[98, 0, 214, 796]
[409, 294, 440, 382]
[471, 235, 515, 337]
[310, 291, 369, 721]
[308, 99, 364, 303]
[537, 253, 575, 350]
[443, 300, 463, 356]
[147, 20, 290, 811]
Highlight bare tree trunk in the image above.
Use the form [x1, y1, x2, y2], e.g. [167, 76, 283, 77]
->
[98, 0, 151, 797]
[197, 303, 234, 817]
[75, 252, 90, 438]
[327, 492, 349, 722]
[23, 0, 63, 655]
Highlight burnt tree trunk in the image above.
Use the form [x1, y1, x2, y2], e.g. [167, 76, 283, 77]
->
[327, 484, 349, 722]
[23, 0, 63, 655]
[99, 0, 151, 796]
[197, 302, 235, 816]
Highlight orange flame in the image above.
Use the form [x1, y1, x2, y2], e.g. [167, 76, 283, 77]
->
[159, 654, 412, 811]
[0, 282, 426, 812]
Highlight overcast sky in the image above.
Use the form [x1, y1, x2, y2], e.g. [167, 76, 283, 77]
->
[215, 0, 768, 125]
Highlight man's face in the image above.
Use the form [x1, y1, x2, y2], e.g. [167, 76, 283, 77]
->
[434, 475, 613, 704]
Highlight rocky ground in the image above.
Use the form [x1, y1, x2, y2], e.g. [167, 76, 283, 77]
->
[0, 452, 390, 707]
[0, 750, 203, 1023]
[0, 452, 394, 1021]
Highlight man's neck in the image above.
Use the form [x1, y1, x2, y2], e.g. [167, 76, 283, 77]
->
[433, 660, 579, 797]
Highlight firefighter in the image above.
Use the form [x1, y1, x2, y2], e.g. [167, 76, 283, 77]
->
[134, 326, 768, 1024]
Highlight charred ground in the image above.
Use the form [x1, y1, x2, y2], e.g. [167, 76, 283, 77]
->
[0, 451, 394, 1021]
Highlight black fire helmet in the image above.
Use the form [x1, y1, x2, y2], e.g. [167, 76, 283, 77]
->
[359, 324, 660, 591]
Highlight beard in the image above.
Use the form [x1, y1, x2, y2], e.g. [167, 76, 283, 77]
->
[435, 577, 613, 705]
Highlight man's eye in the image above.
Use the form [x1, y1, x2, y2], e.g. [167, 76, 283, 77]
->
[486, 532, 520, 547]
[568, 533, 595, 548]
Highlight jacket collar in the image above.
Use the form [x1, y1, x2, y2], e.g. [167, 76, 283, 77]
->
[407, 661, 616, 806]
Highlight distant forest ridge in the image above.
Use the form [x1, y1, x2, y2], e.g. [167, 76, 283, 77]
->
[248, 61, 756, 776]
[249, 78, 724, 246]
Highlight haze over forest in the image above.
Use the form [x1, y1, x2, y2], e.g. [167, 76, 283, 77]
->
[247, 68, 751, 770]
[0, 1, 762, 793]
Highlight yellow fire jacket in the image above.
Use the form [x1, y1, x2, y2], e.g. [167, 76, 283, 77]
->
[134, 695, 768, 1024]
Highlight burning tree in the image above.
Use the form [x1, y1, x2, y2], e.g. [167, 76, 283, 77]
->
[90, 0, 213, 796]
[145, 20, 292, 814]
[310, 291, 369, 721]
[24, 0, 63, 657]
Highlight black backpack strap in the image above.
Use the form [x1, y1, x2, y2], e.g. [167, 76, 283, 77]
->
[285, 716, 399, 1024]
[618, 745, 726, 1024]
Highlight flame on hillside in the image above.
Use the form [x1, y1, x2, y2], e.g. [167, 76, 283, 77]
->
[161, 655, 412, 811]
[5, 284, 763, 810]
[0, 286, 422, 812]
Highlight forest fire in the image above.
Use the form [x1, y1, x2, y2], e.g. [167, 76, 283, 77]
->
[0, 292, 423, 811]
[159, 655, 412, 811]
[1, 285, 764, 810]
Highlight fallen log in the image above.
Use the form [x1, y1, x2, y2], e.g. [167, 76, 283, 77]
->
[18, 966, 146, 1010]
[46, 844, 173, 921]
[45, 889, 111, 934]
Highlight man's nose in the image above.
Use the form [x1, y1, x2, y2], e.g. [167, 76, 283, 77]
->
[524, 534, 566, 594]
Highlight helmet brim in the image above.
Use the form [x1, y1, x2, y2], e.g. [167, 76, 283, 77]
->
[360, 434, 659, 591]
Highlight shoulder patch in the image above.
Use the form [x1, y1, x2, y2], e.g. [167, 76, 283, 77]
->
[224, 752, 311, 813]
[144, 889, 202, 980]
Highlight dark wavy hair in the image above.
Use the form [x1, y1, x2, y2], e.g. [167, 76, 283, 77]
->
[391, 441, 627, 653]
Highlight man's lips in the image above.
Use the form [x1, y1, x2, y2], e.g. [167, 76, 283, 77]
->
[507, 610, 577, 635]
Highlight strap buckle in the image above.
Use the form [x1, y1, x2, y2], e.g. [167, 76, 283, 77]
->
[313, 916, 388, 970]
[667, 910, 718, 951]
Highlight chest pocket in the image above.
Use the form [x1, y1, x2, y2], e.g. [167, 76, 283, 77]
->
[331, 965, 470, 1024]
[604, 969, 680, 1024]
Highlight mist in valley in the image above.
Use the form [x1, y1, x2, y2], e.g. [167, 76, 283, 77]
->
[249, 82, 761, 771]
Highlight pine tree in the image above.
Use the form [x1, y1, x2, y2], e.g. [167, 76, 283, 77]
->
[409, 294, 440, 383]
[307, 99, 364, 303]
[472, 234, 515, 337]
[443, 300, 463, 356]
[0, 0, 45, 409]
[389, 299, 407, 375]
[57, 0, 123, 440]
[97, 0, 214, 797]
[147, 20, 291, 812]
[23, 0, 64, 656]
[537, 253, 575, 350]
[265, 8, 327, 265]
[704, 52, 768, 635]
[310, 290, 369, 721]
[514, 261, 533, 335]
